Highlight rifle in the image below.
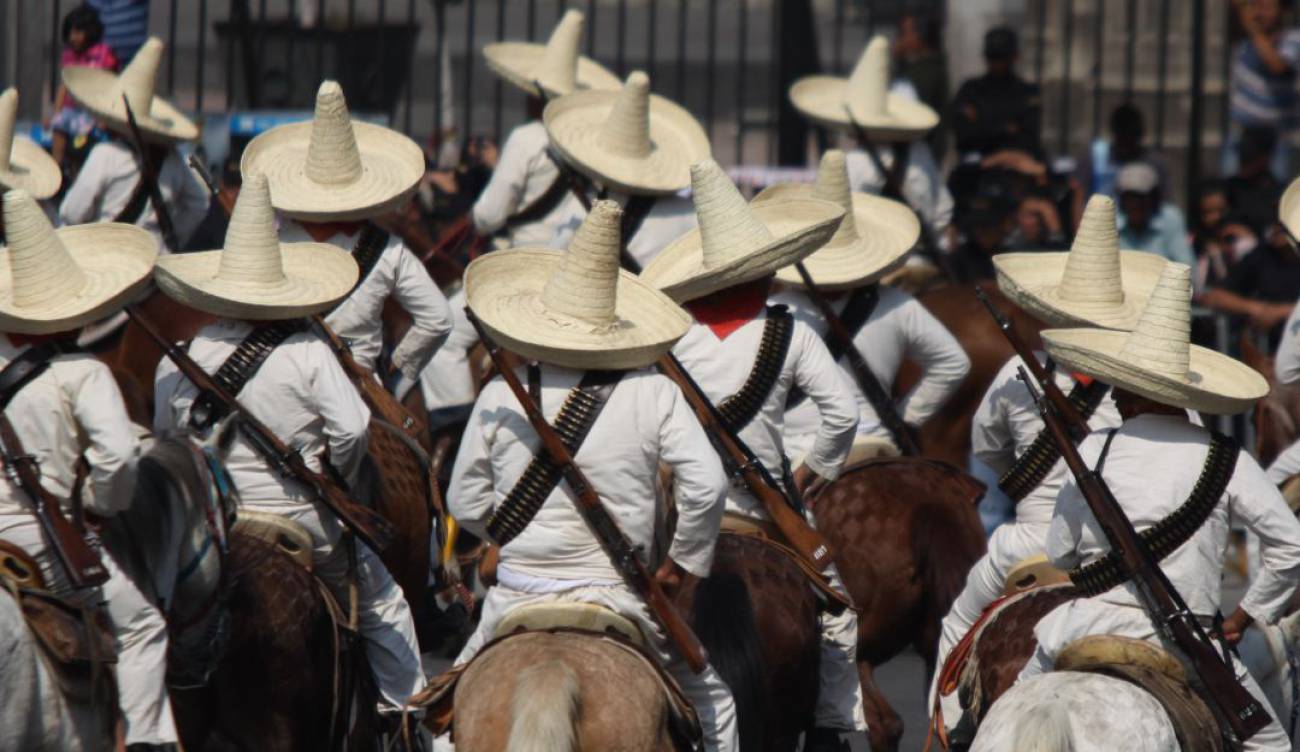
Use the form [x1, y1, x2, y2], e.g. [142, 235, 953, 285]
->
[188, 155, 235, 215]
[126, 306, 395, 553]
[465, 307, 708, 673]
[975, 285, 1089, 441]
[656, 352, 835, 574]
[793, 263, 919, 456]
[121, 95, 179, 253]
[1017, 367, 1270, 743]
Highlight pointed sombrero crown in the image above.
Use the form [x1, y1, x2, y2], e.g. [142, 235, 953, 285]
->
[0, 88, 60, 198]
[482, 9, 620, 98]
[61, 36, 198, 142]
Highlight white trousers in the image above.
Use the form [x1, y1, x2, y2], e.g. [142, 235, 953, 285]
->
[1020, 598, 1290, 752]
[0, 514, 178, 746]
[247, 499, 424, 709]
[817, 562, 867, 731]
[446, 581, 740, 752]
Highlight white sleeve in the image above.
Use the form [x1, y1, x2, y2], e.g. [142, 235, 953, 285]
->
[1232, 452, 1300, 624]
[447, 383, 501, 540]
[971, 363, 1018, 476]
[1275, 303, 1300, 386]
[895, 297, 970, 427]
[471, 128, 534, 235]
[58, 144, 108, 226]
[71, 360, 140, 514]
[152, 353, 182, 434]
[794, 326, 859, 480]
[170, 154, 212, 245]
[657, 378, 727, 577]
[388, 245, 454, 379]
[310, 341, 371, 480]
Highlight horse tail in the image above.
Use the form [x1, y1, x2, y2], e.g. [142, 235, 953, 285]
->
[1011, 700, 1074, 751]
[913, 498, 985, 670]
[691, 572, 764, 748]
[506, 659, 581, 752]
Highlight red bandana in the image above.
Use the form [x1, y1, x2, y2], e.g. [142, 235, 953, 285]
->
[685, 279, 771, 340]
[297, 220, 364, 243]
[1072, 372, 1094, 387]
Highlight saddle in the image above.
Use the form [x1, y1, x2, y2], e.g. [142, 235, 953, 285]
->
[494, 602, 647, 648]
[232, 510, 315, 572]
[719, 515, 855, 613]
[1001, 553, 1069, 597]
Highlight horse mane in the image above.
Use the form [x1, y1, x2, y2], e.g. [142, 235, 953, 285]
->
[691, 571, 766, 748]
[506, 659, 581, 752]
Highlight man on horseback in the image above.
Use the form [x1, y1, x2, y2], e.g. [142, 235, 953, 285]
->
[443, 200, 738, 750]
[931, 195, 1164, 726]
[0, 86, 61, 228]
[1018, 260, 1300, 750]
[151, 175, 425, 723]
[0, 189, 178, 750]
[244, 79, 453, 401]
[1264, 178, 1300, 489]
[769, 149, 970, 464]
[641, 160, 868, 751]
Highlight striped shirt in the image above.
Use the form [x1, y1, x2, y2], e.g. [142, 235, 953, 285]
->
[86, 0, 150, 65]
[1229, 30, 1300, 129]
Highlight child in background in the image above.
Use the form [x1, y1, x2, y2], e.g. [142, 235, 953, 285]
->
[50, 5, 117, 167]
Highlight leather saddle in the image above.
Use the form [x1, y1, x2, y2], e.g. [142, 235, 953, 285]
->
[232, 509, 316, 572]
[1001, 553, 1070, 597]
[719, 513, 855, 613]
[494, 601, 647, 648]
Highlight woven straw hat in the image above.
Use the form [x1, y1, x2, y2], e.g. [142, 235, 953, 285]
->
[788, 35, 939, 141]
[754, 149, 918, 291]
[0, 190, 155, 334]
[544, 71, 711, 195]
[154, 172, 359, 320]
[61, 37, 198, 144]
[1281, 176, 1300, 239]
[0, 89, 60, 199]
[483, 9, 621, 98]
[241, 80, 424, 221]
[466, 199, 690, 369]
[1043, 262, 1267, 415]
[993, 195, 1167, 329]
[640, 159, 845, 304]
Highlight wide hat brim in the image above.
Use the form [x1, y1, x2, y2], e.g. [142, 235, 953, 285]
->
[1281, 177, 1300, 240]
[61, 67, 199, 143]
[544, 90, 711, 195]
[483, 42, 622, 97]
[641, 199, 845, 303]
[0, 137, 62, 199]
[466, 249, 690, 369]
[241, 121, 424, 221]
[993, 250, 1167, 329]
[1043, 328, 1268, 415]
[754, 183, 919, 290]
[788, 76, 939, 141]
[154, 243, 359, 320]
[0, 224, 156, 334]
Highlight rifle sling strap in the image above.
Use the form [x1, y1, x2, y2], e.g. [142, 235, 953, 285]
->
[787, 285, 882, 410]
[718, 306, 794, 434]
[112, 144, 169, 225]
[1068, 430, 1239, 596]
[485, 367, 624, 546]
[502, 175, 571, 232]
[189, 320, 308, 432]
[999, 376, 1111, 502]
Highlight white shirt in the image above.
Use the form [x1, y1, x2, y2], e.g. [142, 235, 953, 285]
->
[972, 353, 1122, 525]
[153, 320, 371, 505]
[549, 191, 697, 270]
[1274, 302, 1300, 386]
[670, 312, 858, 519]
[280, 221, 454, 379]
[775, 286, 970, 458]
[419, 286, 479, 414]
[471, 121, 574, 248]
[58, 139, 209, 250]
[844, 144, 953, 238]
[448, 365, 727, 580]
[0, 338, 138, 517]
[1047, 413, 1300, 625]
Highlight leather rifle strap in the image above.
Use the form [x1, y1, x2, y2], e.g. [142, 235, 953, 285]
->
[786, 286, 881, 410]
[189, 320, 307, 431]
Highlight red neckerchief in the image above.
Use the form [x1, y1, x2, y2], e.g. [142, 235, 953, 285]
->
[296, 220, 364, 243]
[1072, 372, 1094, 387]
[684, 279, 770, 340]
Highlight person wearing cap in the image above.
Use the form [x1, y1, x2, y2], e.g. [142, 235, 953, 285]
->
[0, 87, 62, 237]
[0, 190, 177, 749]
[545, 70, 711, 270]
[444, 200, 738, 751]
[950, 26, 1043, 159]
[242, 80, 453, 399]
[1015, 261, 1300, 751]
[57, 36, 209, 251]
[931, 195, 1168, 729]
[642, 160, 866, 750]
[763, 149, 969, 463]
[1116, 161, 1195, 269]
[151, 173, 424, 721]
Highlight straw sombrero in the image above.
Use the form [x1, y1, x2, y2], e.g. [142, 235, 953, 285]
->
[640, 159, 845, 304]
[483, 9, 621, 98]
[241, 80, 424, 222]
[993, 195, 1167, 330]
[754, 149, 918, 291]
[154, 173, 359, 320]
[544, 71, 710, 195]
[466, 199, 690, 370]
[62, 37, 198, 144]
[1043, 262, 1267, 415]
[0, 89, 60, 199]
[1281, 176, 1300, 240]
[789, 35, 939, 141]
[0, 190, 155, 334]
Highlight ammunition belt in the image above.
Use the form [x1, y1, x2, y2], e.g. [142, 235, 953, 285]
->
[189, 320, 308, 432]
[998, 379, 1110, 502]
[485, 369, 624, 546]
[718, 306, 794, 434]
[351, 223, 390, 291]
[1069, 430, 1239, 596]
[787, 285, 879, 409]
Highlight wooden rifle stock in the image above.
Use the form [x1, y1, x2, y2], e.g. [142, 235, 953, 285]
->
[793, 262, 919, 456]
[188, 155, 236, 215]
[5, 448, 108, 588]
[465, 308, 708, 673]
[121, 95, 180, 253]
[1016, 368, 1270, 742]
[657, 352, 835, 573]
[126, 306, 395, 553]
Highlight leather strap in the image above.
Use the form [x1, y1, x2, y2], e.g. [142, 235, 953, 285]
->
[0, 342, 65, 505]
[111, 143, 170, 225]
[616, 196, 658, 273]
[189, 320, 307, 431]
[0, 342, 67, 409]
[717, 306, 794, 434]
[999, 374, 1111, 502]
[485, 369, 625, 546]
[787, 286, 881, 409]
[503, 175, 571, 232]
[344, 223, 390, 298]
